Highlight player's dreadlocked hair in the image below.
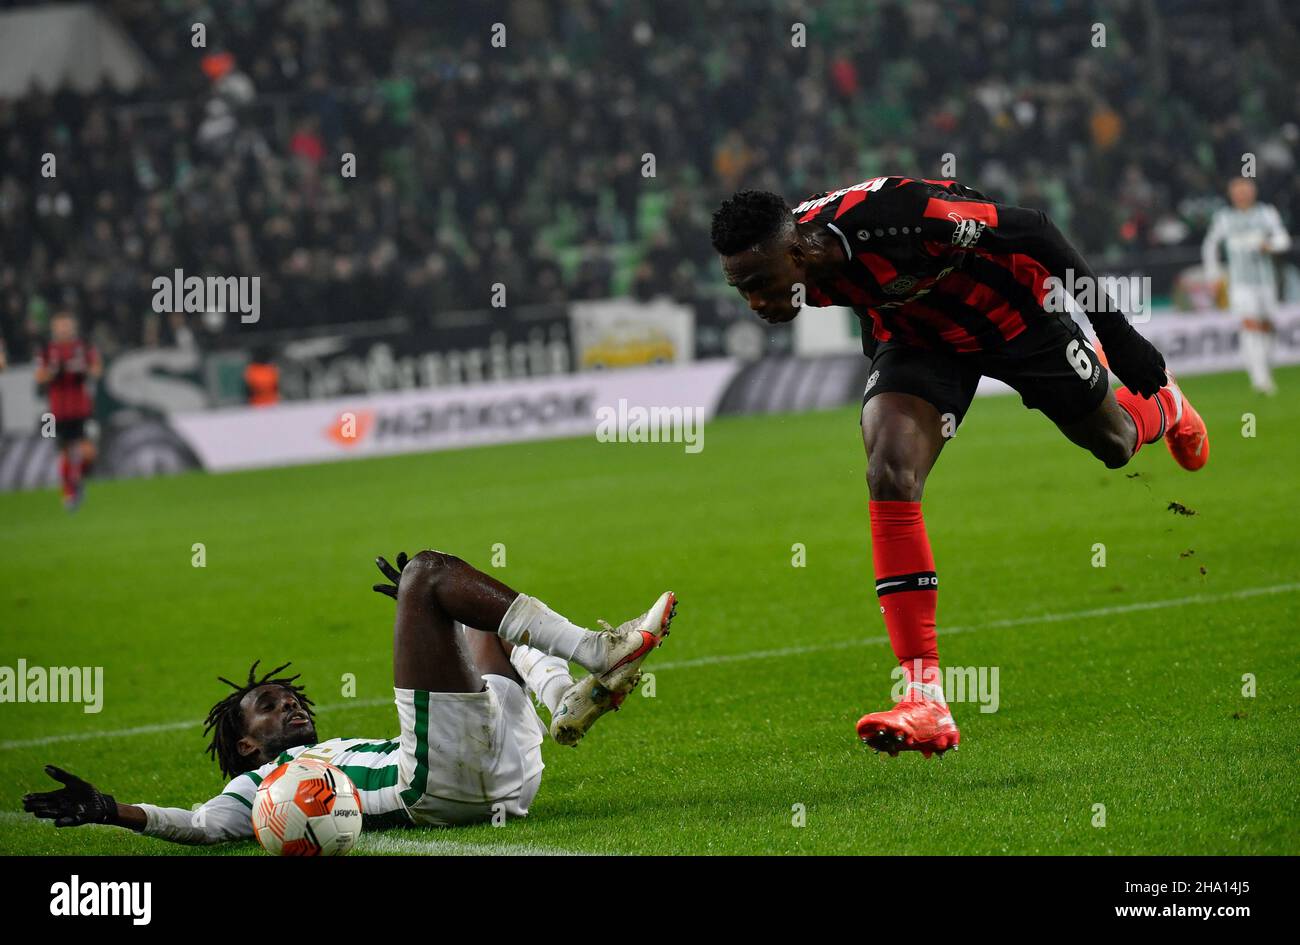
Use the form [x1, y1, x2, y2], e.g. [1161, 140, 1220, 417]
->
[203, 660, 315, 779]
[710, 189, 792, 255]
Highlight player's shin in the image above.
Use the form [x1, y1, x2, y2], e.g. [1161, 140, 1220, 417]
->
[59, 452, 73, 499]
[79, 445, 95, 479]
[1241, 322, 1276, 392]
[508, 644, 574, 715]
[869, 500, 945, 701]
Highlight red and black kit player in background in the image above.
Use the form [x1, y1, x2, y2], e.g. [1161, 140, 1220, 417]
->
[35, 309, 102, 511]
[712, 177, 1210, 758]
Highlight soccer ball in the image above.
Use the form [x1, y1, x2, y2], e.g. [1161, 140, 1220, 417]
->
[251, 759, 362, 856]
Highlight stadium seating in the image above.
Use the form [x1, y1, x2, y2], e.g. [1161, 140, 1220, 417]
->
[0, 0, 1296, 363]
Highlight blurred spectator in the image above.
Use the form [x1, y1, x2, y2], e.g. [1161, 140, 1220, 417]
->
[0, 0, 1296, 362]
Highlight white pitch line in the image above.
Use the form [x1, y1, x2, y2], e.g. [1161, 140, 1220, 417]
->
[0, 812, 599, 856]
[1, 720, 201, 751]
[649, 580, 1300, 671]
[354, 833, 601, 857]
[652, 636, 881, 671]
[0, 696, 396, 752]
[4, 581, 1297, 752]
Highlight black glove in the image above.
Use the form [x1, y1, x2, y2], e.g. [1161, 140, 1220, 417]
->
[22, 765, 118, 827]
[372, 551, 410, 600]
[1093, 319, 1166, 398]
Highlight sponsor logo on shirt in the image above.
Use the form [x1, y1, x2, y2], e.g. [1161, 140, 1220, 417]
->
[883, 275, 919, 296]
[949, 213, 987, 248]
[792, 177, 888, 215]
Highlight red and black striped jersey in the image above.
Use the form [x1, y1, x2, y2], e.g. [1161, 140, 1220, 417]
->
[794, 176, 1088, 353]
[38, 338, 99, 419]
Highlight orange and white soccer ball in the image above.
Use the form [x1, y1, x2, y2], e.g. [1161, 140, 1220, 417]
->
[252, 759, 362, 856]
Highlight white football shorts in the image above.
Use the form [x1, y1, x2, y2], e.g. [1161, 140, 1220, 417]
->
[1229, 282, 1280, 319]
[394, 674, 546, 826]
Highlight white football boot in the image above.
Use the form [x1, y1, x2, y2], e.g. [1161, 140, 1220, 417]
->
[549, 591, 677, 747]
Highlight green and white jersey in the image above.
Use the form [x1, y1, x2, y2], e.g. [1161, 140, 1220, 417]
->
[1201, 202, 1291, 288]
[134, 737, 413, 845]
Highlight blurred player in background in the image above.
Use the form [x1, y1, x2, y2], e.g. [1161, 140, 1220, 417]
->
[1202, 177, 1293, 395]
[34, 309, 101, 511]
[713, 178, 1209, 759]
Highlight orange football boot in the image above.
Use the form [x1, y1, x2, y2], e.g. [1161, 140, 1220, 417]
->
[857, 698, 960, 759]
[1161, 373, 1209, 471]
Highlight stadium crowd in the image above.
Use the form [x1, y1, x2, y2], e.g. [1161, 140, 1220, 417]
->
[1, 0, 1297, 361]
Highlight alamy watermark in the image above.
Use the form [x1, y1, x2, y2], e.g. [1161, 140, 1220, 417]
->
[0, 659, 103, 713]
[152, 268, 260, 324]
[1042, 269, 1151, 323]
[595, 399, 704, 453]
[890, 661, 999, 713]
[50, 875, 150, 925]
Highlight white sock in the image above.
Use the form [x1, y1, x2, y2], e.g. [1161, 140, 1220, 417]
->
[905, 681, 947, 705]
[498, 594, 605, 673]
[1242, 328, 1274, 390]
[1241, 329, 1261, 384]
[509, 644, 574, 715]
[1261, 327, 1276, 361]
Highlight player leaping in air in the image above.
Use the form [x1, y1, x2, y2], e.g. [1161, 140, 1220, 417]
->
[23, 551, 676, 841]
[711, 177, 1209, 758]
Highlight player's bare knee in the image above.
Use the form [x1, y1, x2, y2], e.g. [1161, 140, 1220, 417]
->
[867, 459, 925, 501]
[399, 550, 465, 600]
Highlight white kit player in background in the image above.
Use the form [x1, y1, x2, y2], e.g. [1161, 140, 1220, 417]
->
[1201, 177, 1293, 395]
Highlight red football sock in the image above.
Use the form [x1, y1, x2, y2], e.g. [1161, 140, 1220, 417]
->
[59, 453, 74, 498]
[1115, 386, 1178, 455]
[869, 500, 941, 695]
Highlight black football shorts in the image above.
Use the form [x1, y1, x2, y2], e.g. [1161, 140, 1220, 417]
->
[860, 312, 1109, 428]
[54, 417, 88, 441]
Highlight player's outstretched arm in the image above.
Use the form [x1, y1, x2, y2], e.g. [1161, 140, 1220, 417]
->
[24, 764, 250, 845]
[22, 764, 146, 831]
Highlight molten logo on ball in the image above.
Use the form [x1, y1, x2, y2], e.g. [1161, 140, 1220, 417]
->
[252, 759, 362, 856]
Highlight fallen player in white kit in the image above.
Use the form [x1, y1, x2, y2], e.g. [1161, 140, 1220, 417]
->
[22, 550, 677, 842]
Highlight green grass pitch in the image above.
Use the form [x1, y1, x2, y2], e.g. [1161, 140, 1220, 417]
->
[2, 366, 1297, 855]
